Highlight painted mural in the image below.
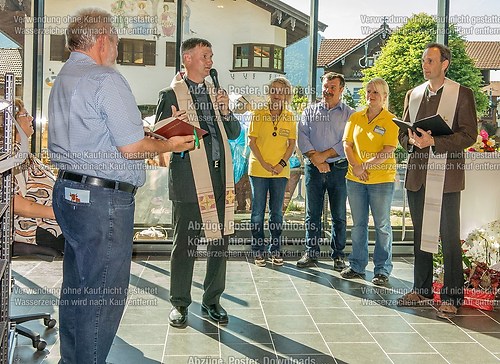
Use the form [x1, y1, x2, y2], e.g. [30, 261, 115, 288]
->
[109, 0, 194, 37]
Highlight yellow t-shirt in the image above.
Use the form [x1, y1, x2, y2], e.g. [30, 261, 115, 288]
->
[343, 108, 398, 184]
[248, 107, 297, 178]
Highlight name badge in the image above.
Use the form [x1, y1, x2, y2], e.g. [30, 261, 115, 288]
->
[278, 128, 290, 137]
[373, 125, 386, 135]
[64, 187, 90, 204]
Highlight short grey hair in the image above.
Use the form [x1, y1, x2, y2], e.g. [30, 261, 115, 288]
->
[267, 77, 293, 105]
[66, 8, 116, 52]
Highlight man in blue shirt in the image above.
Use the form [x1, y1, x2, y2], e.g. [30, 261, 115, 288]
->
[48, 8, 193, 364]
[297, 72, 354, 270]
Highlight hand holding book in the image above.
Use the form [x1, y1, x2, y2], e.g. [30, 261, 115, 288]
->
[392, 114, 453, 137]
[145, 106, 207, 157]
[147, 106, 208, 140]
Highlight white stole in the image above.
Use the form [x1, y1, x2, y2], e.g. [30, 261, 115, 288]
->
[408, 78, 460, 253]
[170, 73, 235, 240]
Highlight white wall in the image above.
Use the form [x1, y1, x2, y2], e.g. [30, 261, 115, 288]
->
[25, 0, 289, 117]
[491, 70, 500, 81]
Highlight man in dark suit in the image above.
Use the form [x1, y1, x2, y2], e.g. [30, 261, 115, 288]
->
[155, 38, 240, 327]
[397, 43, 477, 318]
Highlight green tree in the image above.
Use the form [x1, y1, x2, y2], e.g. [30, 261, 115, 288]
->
[343, 88, 358, 109]
[291, 85, 309, 114]
[362, 13, 488, 118]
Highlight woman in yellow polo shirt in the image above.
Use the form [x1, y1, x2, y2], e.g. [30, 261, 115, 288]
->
[248, 77, 297, 266]
[341, 77, 398, 285]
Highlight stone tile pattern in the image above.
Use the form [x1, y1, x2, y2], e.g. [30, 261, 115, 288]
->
[10, 257, 500, 364]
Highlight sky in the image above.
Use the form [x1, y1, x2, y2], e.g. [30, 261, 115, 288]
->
[282, 0, 500, 41]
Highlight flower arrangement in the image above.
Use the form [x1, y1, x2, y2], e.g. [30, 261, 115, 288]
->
[468, 130, 498, 152]
[462, 220, 500, 297]
[433, 220, 500, 308]
[462, 220, 500, 267]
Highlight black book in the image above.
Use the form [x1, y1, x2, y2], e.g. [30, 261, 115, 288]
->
[392, 114, 453, 137]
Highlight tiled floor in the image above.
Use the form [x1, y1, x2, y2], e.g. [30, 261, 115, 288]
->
[9, 256, 500, 364]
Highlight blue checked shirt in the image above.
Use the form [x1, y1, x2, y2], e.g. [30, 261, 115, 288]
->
[298, 101, 354, 164]
[48, 52, 146, 186]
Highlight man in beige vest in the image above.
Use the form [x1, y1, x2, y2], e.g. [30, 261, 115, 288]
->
[397, 43, 477, 318]
[155, 38, 241, 327]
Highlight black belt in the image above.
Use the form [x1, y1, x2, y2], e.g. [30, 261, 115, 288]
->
[329, 159, 347, 166]
[58, 171, 138, 195]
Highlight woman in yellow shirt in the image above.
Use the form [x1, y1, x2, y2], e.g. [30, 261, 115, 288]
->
[341, 78, 398, 285]
[248, 77, 296, 266]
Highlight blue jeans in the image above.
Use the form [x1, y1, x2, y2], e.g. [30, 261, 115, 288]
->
[53, 179, 135, 364]
[304, 161, 347, 259]
[346, 180, 394, 276]
[249, 176, 288, 254]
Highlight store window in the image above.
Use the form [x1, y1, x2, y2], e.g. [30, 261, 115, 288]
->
[253, 44, 270, 68]
[234, 45, 249, 68]
[273, 47, 283, 71]
[117, 39, 156, 66]
[232, 43, 284, 72]
[353, 87, 362, 104]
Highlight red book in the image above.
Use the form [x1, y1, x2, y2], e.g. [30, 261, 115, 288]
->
[146, 117, 208, 140]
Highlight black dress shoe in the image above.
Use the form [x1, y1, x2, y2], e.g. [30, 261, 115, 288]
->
[169, 306, 188, 327]
[201, 302, 229, 324]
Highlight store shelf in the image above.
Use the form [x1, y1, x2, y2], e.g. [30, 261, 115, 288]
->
[0, 321, 7, 350]
[0, 260, 6, 281]
[0, 203, 7, 220]
[1, 73, 15, 363]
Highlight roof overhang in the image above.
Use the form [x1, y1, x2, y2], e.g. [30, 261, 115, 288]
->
[482, 82, 500, 97]
[324, 26, 389, 69]
[247, 0, 327, 45]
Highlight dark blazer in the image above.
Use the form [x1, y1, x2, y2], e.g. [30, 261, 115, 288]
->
[155, 87, 241, 203]
[398, 84, 478, 193]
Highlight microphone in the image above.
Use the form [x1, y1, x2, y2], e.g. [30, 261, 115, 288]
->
[209, 68, 220, 90]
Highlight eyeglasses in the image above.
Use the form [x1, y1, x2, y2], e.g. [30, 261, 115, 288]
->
[17, 112, 31, 118]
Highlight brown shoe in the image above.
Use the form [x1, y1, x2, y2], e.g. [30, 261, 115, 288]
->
[397, 291, 433, 307]
[270, 254, 284, 266]
[254, 255, 266, 267]
[437, 302, 458, 319]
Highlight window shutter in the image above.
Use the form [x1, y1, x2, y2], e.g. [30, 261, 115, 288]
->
[143, 40, 156, 66]
[165, 42, 176, 67]
[117, 40, 124, 64]
[50, 35, 69, 62]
